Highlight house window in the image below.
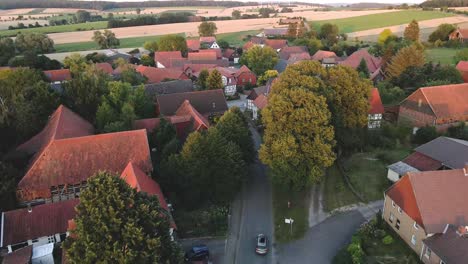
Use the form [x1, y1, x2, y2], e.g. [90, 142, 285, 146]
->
[411, 234, 416, 246]
[389, 213, 394, 223]
[398, 207, 402, 214]
[414, 222, 419, 230]
[396, 219, 400, 230]
[48, 236, 55, 244]
[425, 247, 432, 259]
[392, 201, 395, 207]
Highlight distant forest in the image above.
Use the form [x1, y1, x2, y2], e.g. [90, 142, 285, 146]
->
[0, 0, 258, 10]
[420, 0, 468, 7]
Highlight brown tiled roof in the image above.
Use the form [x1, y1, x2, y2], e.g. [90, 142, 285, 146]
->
[133, 116, 192, 138]
[136, 65, 189, 84]
[43, 69, 71, 82]
[2, 245, 32, 264]
[264, 39, 288, 50]
[401, 83, 468, 121]
[15, 105, 94, 156]
[200, 49, 222, 59]
[340, 49, 381, 73]
[423, 224, 468, 264]
[279, 46, 308, 60]
[95, 62, 113, 75]
[311, 50, 338, 61]
[183, 64, 217, 73]
[456, 61, 468, 82]
[387, 168, 468, 234]
[188, 52, 217, 61]
[154, 51, 183, 68]
[223, 48, 236, 59]
[17, 130, 152, 201]
[369, 88, 384, 114]
[175, 100, 210, 131]
[1, 199, 79, 246]
[200, 36, 216, 43]
[253, 94, 268, 109]
[288, 52, 311, 64]
[186, 39, 200, 51]
[242, 41, 255, 51]
[247, 85, 268, 100]
[456, 28, 468, 39]
[144, 79, 193, 99]
[403, 152, 442, 171]
[156, 90, 228, 116]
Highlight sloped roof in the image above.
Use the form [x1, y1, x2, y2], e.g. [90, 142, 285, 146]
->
[413, 136, 468, 169]
[369, 88, 384, 114]
[401, 83, 468, 120]
[2, 246, 32, 264]
[311, 50, 338, 61]
[387, 161, 419, 176]
[186, 39, 200, 51]
[1, 199, 79, 246]
[200, 49, 222, 59]
[253, 94, 268, 109]
[43, 69, 71, 82]
[223, 48, 236, 59]
[247, 85, 268, 100]
[387, 167, 468, 234]
[340, 49, 381, 73]
[288, 52, 311, 64]
[243, 41, 255, 51]
[133, 116, 192, 134]
[200, 36, 216, 43]
[157, 90, 228, 116]
[456, 28, 468, 39]
[17, 130, 152, 201]
[274, 59, 289, 73]
[423, 225, 468, 264]
[402, 152, 442, 171]
[456, 61, 468, 72]
[175, 100, 210, 131]
[188, 51, 217, 61]
[144, 79, 193, 99]
[95, 62, 113, 75]
[183, 64, 217, 73]
[279, 46, 308, 60]
[16, 105, 94, 155]
[264, 39, 288, 50]
[136, 65, 188, 84]
[154, 51, 183, 68]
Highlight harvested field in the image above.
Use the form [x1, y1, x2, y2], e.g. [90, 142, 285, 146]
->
[0, 19, 48, 30]
[0, 8, 35, 15]
[0, 21, 107, 37]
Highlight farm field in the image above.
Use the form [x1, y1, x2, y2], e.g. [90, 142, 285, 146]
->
[426, 48, 458, 65]
[311, 10, 454, 33]
[0, 21, 107, 37]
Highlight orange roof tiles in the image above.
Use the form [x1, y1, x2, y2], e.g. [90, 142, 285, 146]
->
[175, 100, 210, 131]
[200, 36, 216, 43]
[186, 39, 200, 51]
[369, 88, 384, 114]
[15, 105, 94, 155]
[17, 130, 152, 202]
[456, 61, 468, 82]
[43, 69, 71, 82]
[253, 94, 268, 109]
[188, 51, 217, 61]
[95, 62, 113, 75]
[2, 246, 32, 264]
[154, 51, 183, 68]
[136, 65, 189, 84]
[200, 48, 222, 59]
[311, 50, 338, 61]
[340, 49, 381, 73]
[264, 39, 288, 50]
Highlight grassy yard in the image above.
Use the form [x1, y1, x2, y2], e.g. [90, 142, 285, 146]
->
[310, 10, 453, 33]
[323, 164, 359, 212]
[0, 21, 108, 37]
[426, 47, 458, 65]
[272, 182, 309, 244]
[173, 205, 229, 238]
[217, 30, 261, 47]
[342, 147, 411, 202]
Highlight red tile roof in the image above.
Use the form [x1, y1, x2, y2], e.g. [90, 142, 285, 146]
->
[401, 83, 468, 121]
[200, 48, 222, 59]
[43, 69, 71, 82]
[95, 62, 113, 75]
[133, 116, 193, 139]
[2, 246, 32, 264]
[154, 51, 183, 68]
[223, 48, 236, 59]
[183, 64, 217, 73]
[157, 90, 228, 116]
[369, 88, 384, 114]
[186, 39, 200, 51]
[175, 100, 210, 131]
[456, 61, 468, 82]
[17, 130, 152, 202]
[243, 41, 255, 51]
[311, 50, 338, 61]
[288, 52, 311, 64]
[1, 199, 79, 246]
[200, 36, 216, 43]
[253, 94, 268, 109]
[387, 168, 468, 234]
[188, 51, 217, 61]
[136, 65, 189, 84]
[279, 46, 308, 60]
[402, 152, 442, 171]
[264, 39, 288, 50]
[340, 49, 381, 73]
[16, 105, 94, 155]
[120, 162, 176, 229]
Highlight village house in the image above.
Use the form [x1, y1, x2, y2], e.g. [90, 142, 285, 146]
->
[449, 27, 468, 42]
[340, 49, 382, 75]
[368, 88, 385, 129]
[143, 79, 194, 100]
[183, 63, 217, 78]
[243, 38, 288, 52]
[95, 62, 114, 75]
[154, 51, 183, 68]
[252, 94, 268, 120]
[455, 61, 468, 83]
[194, 65, 256, 96]
[398, 83, 468, 132]
[311, 50, 340, 67]
[222, 48, 240, 63]
[136, 65, 189, 84]
[279, 46, 308, 60]
[383, 166, 468, 264]
[43, 69, 71, 93]
[263, 28, 288, 38]
[387, 136, 468, 182]
[200, 36, 219, 49]
[186, 39, 200, 52]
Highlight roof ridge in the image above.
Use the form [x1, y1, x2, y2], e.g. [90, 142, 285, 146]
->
[52, 129, 146, 144]
[419, 88, 437, 118]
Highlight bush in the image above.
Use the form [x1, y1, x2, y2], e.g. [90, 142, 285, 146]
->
[382, 235, 394, 245]
[412, 126, 439, 144]
[374, 229, 386, 239]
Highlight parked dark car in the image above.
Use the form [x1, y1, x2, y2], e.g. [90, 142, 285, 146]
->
[255, 234, 268, 255]
[185, 245, 210, 262]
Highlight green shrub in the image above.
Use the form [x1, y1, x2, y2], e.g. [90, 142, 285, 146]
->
[347, 242, 364, 264]
[374, 229, 386, 238]
[382, 235, 394, 245]
[412, 125, 439, 144]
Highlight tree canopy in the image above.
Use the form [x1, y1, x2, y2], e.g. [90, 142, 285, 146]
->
[92, 29, 120, 49]
[64, 171, 183, 264]
[428, 23, 456, 42]
[15, 32, 54, 54]
[197, 69, 209, 90]
[377, 29, 395, 45]
[157, 35, 188, 55]
[198, 21, 218, 37]
[240, 46, 278, 76]
[320, 23, 339, 46]
[206, 69, 223, 90]
[386, 43, 425, 78]
[0, 37, 15, 66]
[404, 20, 420, 42]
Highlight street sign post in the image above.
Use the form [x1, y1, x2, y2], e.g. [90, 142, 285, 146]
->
[284, 218, 294, 234]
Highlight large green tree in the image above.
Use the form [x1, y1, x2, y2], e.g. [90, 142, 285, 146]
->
[92, 30, 120, 49]
[428, 23, 456, 42]
[63, 53, 89, 74]
[216, 107, 255, 163]
[0, 37, 15, 66]
[320, 23, 339, 45]
[404, 19, 420, 42]
[157, 35, 188, 54]
[240, 46, 278, 76]
[206, 69, 223, 90]
[259, 61, 336, 189]
[15, 32, 54, 54]
[197, 69, 209, 90]
[386, 43, 425, 78]
[64, 171, 183, 264]
[198, 21, 218, 37]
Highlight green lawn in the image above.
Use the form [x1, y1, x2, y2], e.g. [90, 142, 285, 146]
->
[55, 34, 183, 53]
[0, 21, 108, 37]
[323, 164, 359, 212]
[343, 147, 411, 202]
[217, 30, 261, 47]
[272, 182, 309, 243]
[426, 47, 458, 65]
[310, 10, 454, 33]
